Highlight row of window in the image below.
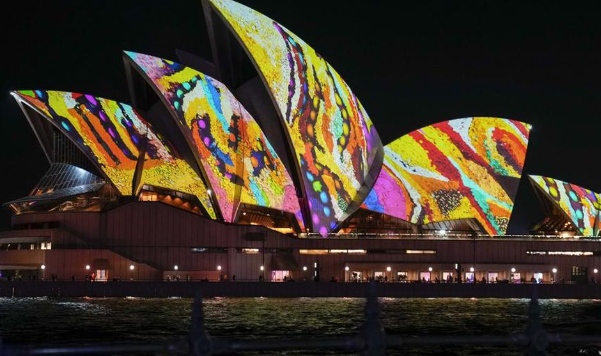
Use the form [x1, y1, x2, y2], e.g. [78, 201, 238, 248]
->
[189, 248, 436, 255]
[526, 251, 600, 256]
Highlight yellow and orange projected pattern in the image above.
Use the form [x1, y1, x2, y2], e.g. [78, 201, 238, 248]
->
[530, 175, 601, 236]
[207, 0, 382, 235]
[362, 118, 531, 235]
[125, 52, 303, 227]
[15, 90, 216, 219]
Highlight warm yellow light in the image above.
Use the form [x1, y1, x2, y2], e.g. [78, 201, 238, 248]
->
[386, 266, 392, 272]
[130, 265, 135, 271]
[217, 265, 222, 271]
[260, 265, 264, 271]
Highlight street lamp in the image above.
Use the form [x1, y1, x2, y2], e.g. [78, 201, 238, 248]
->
[511, 267, 516, 273]
[345, 266, 350, 272]
[470, 267, 475, 272]
[174, 265, 179, 271]
[595, 269, 599, 274]
[386, 266, 391, 272]
[428, 267, 433, 272]
[217, 265, 222, 271]
[85, 265, 90, 270]
[41, 264, 46, 270]
[303, 266, 307, 271]
[260, 265, 264, 271]
[129, 264, 135, 270]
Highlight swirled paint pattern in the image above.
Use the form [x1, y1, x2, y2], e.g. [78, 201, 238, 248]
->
[15, 90, 216, 219]
[125, 52, 303, 228]
[206, 0, 382, 236]
[530, 175, 600, 236]
[363, 117, 531, 235]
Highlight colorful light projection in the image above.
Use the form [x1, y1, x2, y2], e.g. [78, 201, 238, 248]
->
[529, 175, 601, 236]
[14, 90, 216, 219]
[206, 0, 382, 235]
[362, 118, 531, 235]
[125, 52, 304, 227]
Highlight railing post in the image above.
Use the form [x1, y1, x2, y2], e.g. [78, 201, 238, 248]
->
[188, 288, 215, 356]
[524, 286, 549, 356]
[360, 282, 387, 356]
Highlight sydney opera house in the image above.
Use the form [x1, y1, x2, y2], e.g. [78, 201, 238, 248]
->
[1, 0, 600, 284]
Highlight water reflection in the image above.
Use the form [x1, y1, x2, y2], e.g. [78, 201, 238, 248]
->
[0, 297, 600, 355]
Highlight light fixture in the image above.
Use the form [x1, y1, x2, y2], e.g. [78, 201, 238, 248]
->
[85, 265, 90, 270]
[303, 266, 307, 271]
[174, 265, 179, 271]
[470, 267, 475, 272]
[130, 264, 135, 270]
[207, 189, 212, 195]
[41, 264, 46, 270]
[260, 265, 264, 271]
[552, 268, 557, 273]
[344, 266, 349, 271]
[386, 266, 391, 272]
[595, 269, 599, 274]
[428, 267, 433, 272]
[217, 265, 222, 271]
[511, 267, 516, 273]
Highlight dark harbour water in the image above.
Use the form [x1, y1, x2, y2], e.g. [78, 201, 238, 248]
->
[2, 298, 601, 355]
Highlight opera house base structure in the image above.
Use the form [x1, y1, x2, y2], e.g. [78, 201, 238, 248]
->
[2, 0, 601, 288]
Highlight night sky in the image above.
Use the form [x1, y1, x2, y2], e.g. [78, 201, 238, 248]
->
[1, 1, 600, 233]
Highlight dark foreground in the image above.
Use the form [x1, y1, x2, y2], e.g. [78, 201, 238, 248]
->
[2, 297, 601, 355]
[2, 281, 601, 298]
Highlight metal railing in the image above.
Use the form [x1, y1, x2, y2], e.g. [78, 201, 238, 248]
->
[2, 284, 601, 355]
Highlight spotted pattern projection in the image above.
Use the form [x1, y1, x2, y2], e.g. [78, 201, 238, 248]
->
[362, 118, 531, 236]
[530, 175, 601, 236]
[125, 52, 304, 227]
[15, 90, 216, 219]
[206, 0, 382, 236]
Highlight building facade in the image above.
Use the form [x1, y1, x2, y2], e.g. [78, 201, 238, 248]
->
[1, 0, 600, 283]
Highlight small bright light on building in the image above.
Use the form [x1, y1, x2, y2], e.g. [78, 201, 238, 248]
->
[85, 265, 90, 270]
[242, 212, 247, 216]
[260, 265, 264, 271]
[386, 266, 391, 272]
[345, 266, 350, 271]
[455, 263, 458, 269]
[130, 264, 135, 270]
[470, 267, 475, 272]
[314, 262, 317, 268]
[511, 267, 516, 273]
[303, 266, 307, 271]
[41, 264, 46, 270]
[595, 269, 599, 274]
[428, 267, 433, 272]
[438, 229, 447, 235]
[552, 268, 557, 273]
[217, 265, 222, 271]
[174, 265, 179, 271]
